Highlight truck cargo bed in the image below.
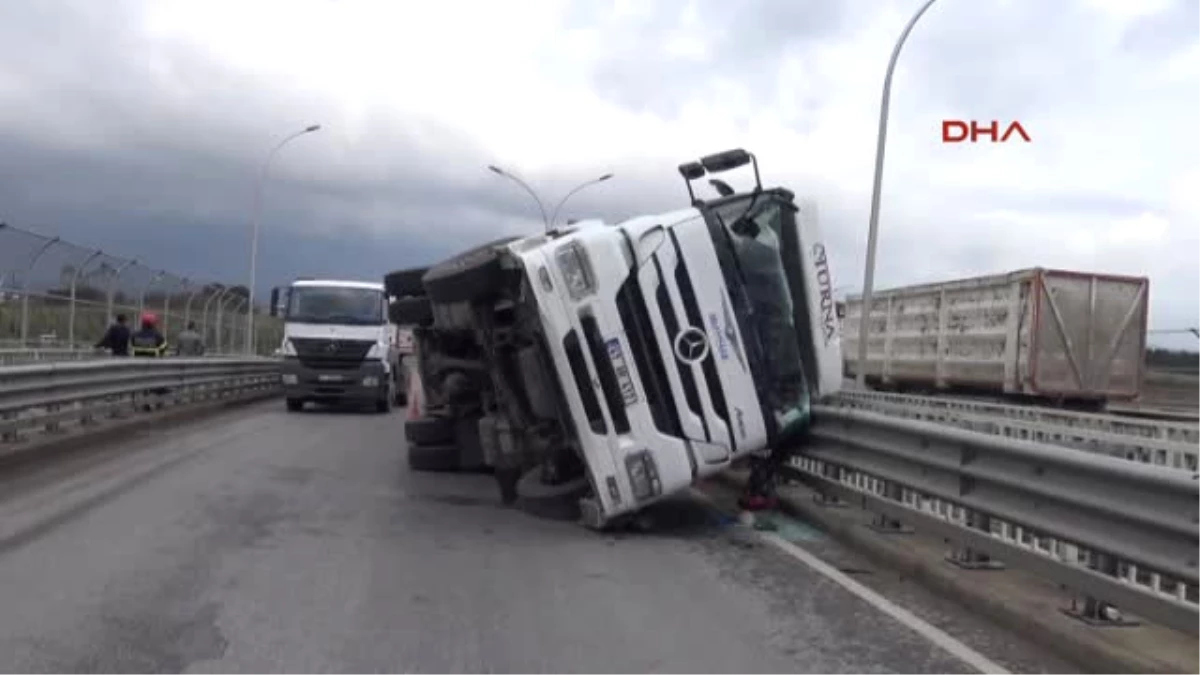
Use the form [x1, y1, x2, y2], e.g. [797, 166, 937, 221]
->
[842, 268, 1149, 402]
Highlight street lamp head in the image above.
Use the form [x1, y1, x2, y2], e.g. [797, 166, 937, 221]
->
[487, 165, 506, 176]
[597, 173, 614, 182]
[304, 124, 321, 133]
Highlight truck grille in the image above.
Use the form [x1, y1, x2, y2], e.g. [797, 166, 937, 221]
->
[290, 337, 374, 369]
[667, 231, 734, 450]
[615, 271, 683, 438]
[610, 233, 735, 450]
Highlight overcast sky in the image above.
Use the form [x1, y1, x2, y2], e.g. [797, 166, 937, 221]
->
[0, 0, 1196, 348]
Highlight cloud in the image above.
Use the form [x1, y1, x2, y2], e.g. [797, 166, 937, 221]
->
[0, 0, 1195, 351]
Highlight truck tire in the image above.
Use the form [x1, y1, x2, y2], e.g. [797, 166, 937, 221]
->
[286, 398, 304, 412]
[407, 443, 460, 472]
[389, 296, 433, 326]
[421, 237, 521, 304]
[516, 468, 590, 522]
[384, 266, 429, 298]
[405, 416, 455, 445]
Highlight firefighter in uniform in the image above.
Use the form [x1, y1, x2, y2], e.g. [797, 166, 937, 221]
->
[131, 312, 168, 357]
[131, 313, 169, 410]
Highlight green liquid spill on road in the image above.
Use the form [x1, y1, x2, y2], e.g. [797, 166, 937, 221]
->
[755, 512, 825, 542]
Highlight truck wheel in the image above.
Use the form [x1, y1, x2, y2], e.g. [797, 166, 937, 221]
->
[404, 416, 454, 445]
[389, 296, 434, 326]
[375, 395, 392, 414]
[421, 237, 521, 304]
[384, 266, 429, 298]
[516, 468, 590, 522]
[286, 398, 304, 412]
[407, 443, 460, 472]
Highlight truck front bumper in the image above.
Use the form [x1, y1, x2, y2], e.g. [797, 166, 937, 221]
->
[280, 357, 389, 403]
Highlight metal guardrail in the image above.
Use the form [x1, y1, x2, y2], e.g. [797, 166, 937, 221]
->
[0, 349, 261, 367]
[0, 358, 281, 445]
[791, 405, 1199, 635]
[0, 348, 99, 367]
[834, 390, 1199, 471]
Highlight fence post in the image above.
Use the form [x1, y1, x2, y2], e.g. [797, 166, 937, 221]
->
[67, 249, 103, 347]
[217, 293, 243, 354]
[229, 297, 248, 354]
[138, 270, 165, 320]
[202, 286, 229, 349]
[183, 283, 204, 328]
[19, 235, 61, 344]
[107, 259, 137, 324]
[161, 276, 185, 336]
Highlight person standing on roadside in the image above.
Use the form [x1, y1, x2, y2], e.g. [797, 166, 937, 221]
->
[174, 321, 205, 356]
[94, 313, 131, 356]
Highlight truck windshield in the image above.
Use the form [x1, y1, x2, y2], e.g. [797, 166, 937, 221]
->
[286, 286, 384, 325]
[703, 194, 811, 442]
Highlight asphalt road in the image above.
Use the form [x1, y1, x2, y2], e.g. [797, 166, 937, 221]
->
[0, 401, 1079, 673]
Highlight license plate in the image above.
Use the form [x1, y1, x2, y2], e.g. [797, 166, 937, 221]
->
[605, 338, 639, 406]
[318, 374, 343, 382]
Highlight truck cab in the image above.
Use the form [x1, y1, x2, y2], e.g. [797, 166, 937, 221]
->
[393, 150, 841, 527]
[270, 279, 402, 413]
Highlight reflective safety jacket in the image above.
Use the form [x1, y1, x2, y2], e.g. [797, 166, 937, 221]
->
[131, 328, 168, 357]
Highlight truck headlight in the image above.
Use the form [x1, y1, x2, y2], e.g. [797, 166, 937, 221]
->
[624, 450, 661, 502]
[555, 241, 596, 301]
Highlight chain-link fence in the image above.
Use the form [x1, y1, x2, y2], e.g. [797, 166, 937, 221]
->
[0, 222, 283, 357]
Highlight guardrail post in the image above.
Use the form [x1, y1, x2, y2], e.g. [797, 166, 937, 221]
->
[943, 444, 1001, 564]
[946, 509, 1006, 570]
[868, 480, 913, 534]
[1062, 552, 1139, 627]
[1, 411, 21, 443]
[804, 458, 849, 508]
[43, 403, 62, 434]
[80, 401, 96, 427]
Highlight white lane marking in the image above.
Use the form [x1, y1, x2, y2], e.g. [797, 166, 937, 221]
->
[759, 530, 1010, 674]
[688, 490, 1010, 674]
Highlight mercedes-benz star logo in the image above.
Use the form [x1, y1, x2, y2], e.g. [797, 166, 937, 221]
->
[673, 326, 710, 365]
[325, 341, 339, 353]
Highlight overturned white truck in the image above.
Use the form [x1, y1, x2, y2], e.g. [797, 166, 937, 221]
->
[386, 149, 842, 527]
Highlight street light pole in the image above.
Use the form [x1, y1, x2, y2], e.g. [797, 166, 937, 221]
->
[246, 123, 322, 355]
[487, 165, 550, 231]
[549, 174, 614, 230]
[855, 0, 940, 389]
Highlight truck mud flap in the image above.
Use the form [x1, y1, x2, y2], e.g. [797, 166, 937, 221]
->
[405, 417, 454, 445]
[407, 443, 460, 472]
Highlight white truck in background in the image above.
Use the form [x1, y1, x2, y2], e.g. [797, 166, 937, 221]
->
[387, 149, 842, 528]
[269, 278, 407, 413]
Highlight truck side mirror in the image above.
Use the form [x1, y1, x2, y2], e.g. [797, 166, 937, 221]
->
[269, 288, 280, 317]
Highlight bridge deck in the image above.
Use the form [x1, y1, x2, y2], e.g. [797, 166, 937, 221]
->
[0, 402, 1078, 673]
